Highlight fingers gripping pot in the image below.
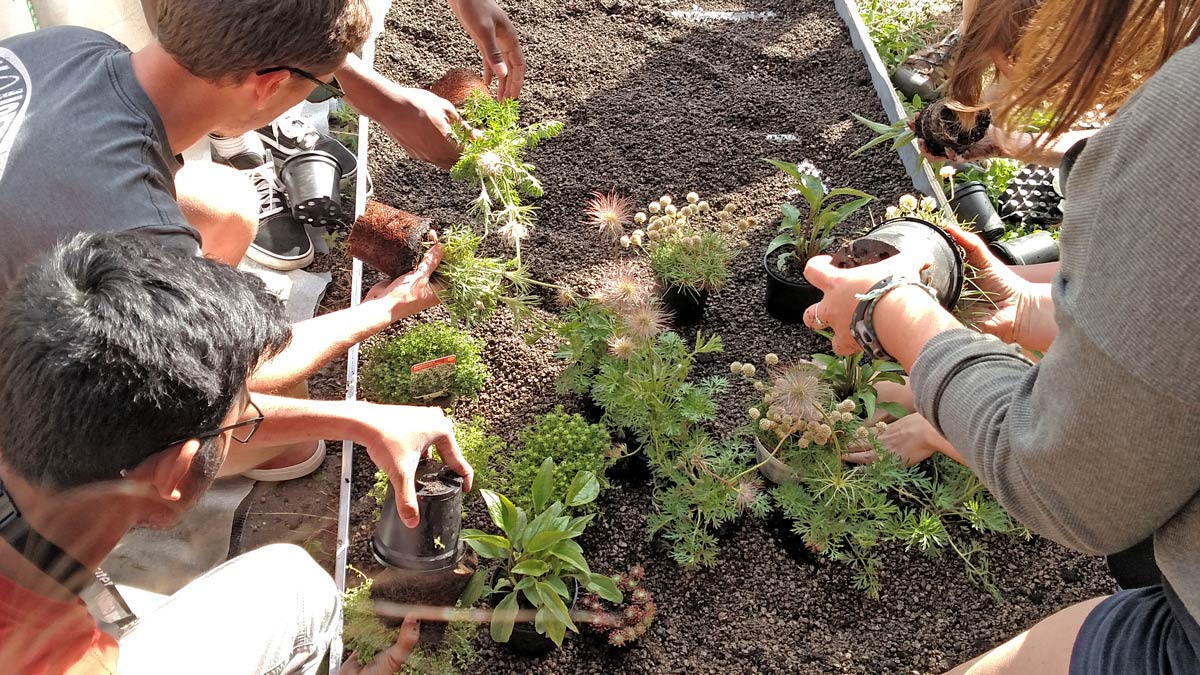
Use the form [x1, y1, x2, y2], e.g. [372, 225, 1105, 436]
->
[831, 218, 964, 310]
[372, 461, 465, 571]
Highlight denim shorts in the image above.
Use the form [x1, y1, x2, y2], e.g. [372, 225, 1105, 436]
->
[1070, 580, 1200, 674]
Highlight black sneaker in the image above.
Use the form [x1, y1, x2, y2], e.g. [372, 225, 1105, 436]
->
[257, 114, 360, 184]
[244, 166, 315, 271]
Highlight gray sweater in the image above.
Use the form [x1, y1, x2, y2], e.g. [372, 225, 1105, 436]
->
[910, 42, 1200, 623]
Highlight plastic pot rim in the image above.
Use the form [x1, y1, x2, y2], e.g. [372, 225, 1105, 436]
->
[863, 217, 965, 309]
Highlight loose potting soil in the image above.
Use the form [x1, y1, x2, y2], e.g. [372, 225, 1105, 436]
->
[325, 0, 1119, 672]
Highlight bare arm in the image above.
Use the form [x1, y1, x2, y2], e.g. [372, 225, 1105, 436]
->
[248, 245, 442, 392]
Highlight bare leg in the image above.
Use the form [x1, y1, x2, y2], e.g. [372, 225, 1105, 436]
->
[946, 597, 1106, 674]
[174, 162, 257, 267]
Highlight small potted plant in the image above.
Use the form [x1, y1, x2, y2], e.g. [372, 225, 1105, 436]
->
[853, 100, 993, 160]
[630, 191, 749, 325]
[949, 180, 1007, 241]
[762, 159, 874, 322]
[507, 407, 615, 511]
[579, 564, 657, 647]
[360, 322, 488, 407]
[463, 459, 622, 655]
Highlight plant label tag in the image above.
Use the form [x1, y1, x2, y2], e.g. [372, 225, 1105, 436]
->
[410, 355, 457, 401]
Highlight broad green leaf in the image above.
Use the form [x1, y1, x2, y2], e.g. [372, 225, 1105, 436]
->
[850, 112, 896, 134]
[877, 401, 910, 419]
[585, 573, 623, 604]
[543, 575, 570, 599]
[548, 539, 590, 575]
[461, 532, 510, 559]
[527, 529, 575, 553]
[490, 592, 519, 643]
[875, 361, 907, 373]
[564, 513, 595, 537]
[763, 158, 805, 184]
[458, 568, 488, 608]
[810, 354, 836, 369]
[826, 196, 875, 226]
[779, 203, 801, 225]
[544, 609, 567, 646]
[532, 457, 555, 512]
[536, 581, 577, 636]
[859, 388, 877, 420]
[565, 471, 599, 507]
[481, 490, 518, 534]
[511, 559, 549, 577]
[766, 232, 796, 256]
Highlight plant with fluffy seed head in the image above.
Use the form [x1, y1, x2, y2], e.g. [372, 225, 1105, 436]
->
[622, 302, 670, 342]
[587, 190, 634, 252]
[590, 262, 655, 313]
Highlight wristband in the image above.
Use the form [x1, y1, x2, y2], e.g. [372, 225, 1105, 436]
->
[850, 276, 938, 361]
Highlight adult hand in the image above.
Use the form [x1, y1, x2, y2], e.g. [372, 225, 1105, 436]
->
[357, 403, 474, 527]
[448, 0, 526, 100]
[364, 239, 444, 322]
[911, 120, 1006, 163]
[842, 414, 939, 466]
[801, 249, 933, 355]
[341, 617, 420, 675]
[945, 225, 1032, 344]
[384, 87, 465, 169]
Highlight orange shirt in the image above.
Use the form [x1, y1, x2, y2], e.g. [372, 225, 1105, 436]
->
[0, 573, 119, 674]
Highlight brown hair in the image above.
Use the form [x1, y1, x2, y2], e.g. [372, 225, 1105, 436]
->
[945, 0, 1043, 111]
[155, 0, 372, 82]
[998, 0, 1200, 138]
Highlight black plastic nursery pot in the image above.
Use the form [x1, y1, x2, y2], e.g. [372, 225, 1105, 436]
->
[763, 248, 823, 324]
[949, 181, 1006, 242]
[372, 461, 465, 572]
[834, 218, 964, 310]
[989, 230, 1060, 266]
[488, 569, 580, 657]
[280, 149, 344, 226]
[659, 282, 709, 326]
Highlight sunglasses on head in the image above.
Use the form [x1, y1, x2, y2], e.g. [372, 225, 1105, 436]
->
[256, 66, 344, 103]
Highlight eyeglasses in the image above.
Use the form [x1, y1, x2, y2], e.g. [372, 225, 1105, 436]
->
[157, 399, 265, 452]
[256, 66, 344, 103]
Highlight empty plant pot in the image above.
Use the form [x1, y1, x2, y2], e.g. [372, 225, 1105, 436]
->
[833, 218, 964, 309]
[763, 248, 822, 324]
[890, 67, 939, 103]
[347, 200, 433, 277]
[280, 150, 344, 226]
[660, 283, 708, 326]
[989, 230, 1060, 265]
[372, 461, 465, 572]
[949, 181, 1006, 241]
[913, 100, 992, 158]
[429, 67, 489, 107]
[753, 436, 801, 485]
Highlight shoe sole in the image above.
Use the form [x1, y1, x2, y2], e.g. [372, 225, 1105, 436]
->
[245, 244, 315, 271]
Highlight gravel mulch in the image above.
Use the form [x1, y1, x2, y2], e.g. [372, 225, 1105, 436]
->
[330, 0, 1120, 672]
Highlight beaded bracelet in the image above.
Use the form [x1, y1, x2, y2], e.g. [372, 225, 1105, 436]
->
[850, 276, 939, 361]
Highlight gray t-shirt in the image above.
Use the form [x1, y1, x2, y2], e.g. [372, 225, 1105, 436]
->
[0, 26, 200, 295]
[911, 41, 1200, 632]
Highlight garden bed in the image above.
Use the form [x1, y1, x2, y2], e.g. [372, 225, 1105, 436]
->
[328, 0, 1115, 672]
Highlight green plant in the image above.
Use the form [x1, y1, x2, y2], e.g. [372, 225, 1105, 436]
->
[741, 358, 1022, 598]
[342, 570, 480, 674]
[433, 227, 558, 331]
[765, 160, 874, 269]
[859, 0, 953, 72]
[361, 322, 488, 404]
[810, 351, 908, 420]
[462, 459, 622, 647]
[633, 192, 750, 293]
[958, 158, 1022, 203]
[508, 407, 614, 511]
[451, 92, 563, 257]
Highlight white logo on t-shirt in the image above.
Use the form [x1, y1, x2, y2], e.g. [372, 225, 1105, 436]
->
[0, 49, 31, 184]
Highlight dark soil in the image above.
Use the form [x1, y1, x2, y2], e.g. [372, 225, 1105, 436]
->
[335, 0, 1119, 672]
